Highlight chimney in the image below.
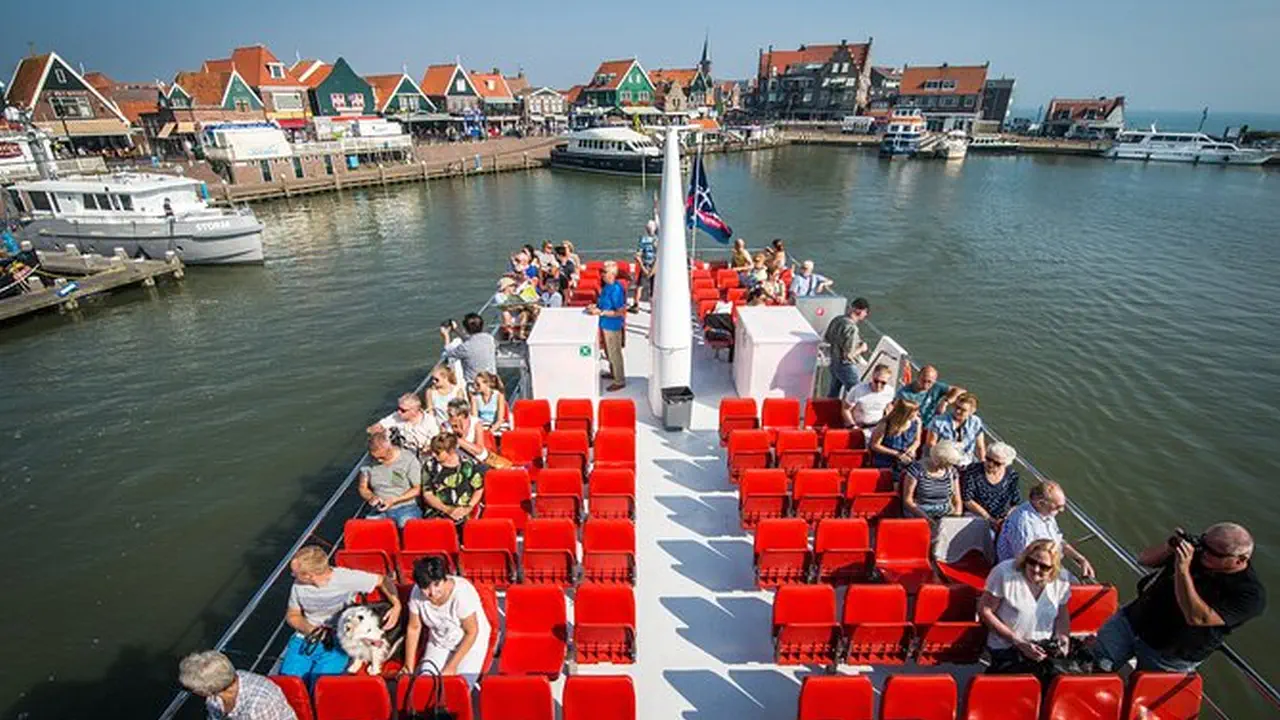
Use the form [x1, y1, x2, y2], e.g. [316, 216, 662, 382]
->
[492, 67, 500, 75]
[840, 38, 847, 45]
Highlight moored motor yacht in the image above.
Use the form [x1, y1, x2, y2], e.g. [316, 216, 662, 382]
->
[549, 127, 663, 176]
[1107, 127, 1273, 165]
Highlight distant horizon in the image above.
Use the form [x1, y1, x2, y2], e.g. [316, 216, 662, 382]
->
[2, 0, 1277, 114]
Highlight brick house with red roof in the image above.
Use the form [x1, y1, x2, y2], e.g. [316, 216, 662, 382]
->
[420, 62, 481, 115]
[1042, 96, 1126, 138]
[204, 45, 310, 132]
[748, 39, 873, 119]
[897, 63, 989, 131]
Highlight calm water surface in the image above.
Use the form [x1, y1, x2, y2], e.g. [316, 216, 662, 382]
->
[1, 147, 1277, 718]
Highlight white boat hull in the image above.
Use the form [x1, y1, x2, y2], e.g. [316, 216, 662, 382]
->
[1107, 147, 1272, 165]
[14, 215, 265, 264]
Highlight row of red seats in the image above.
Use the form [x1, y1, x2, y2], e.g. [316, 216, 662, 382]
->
[719, 396, 850, 446]
[754, 517, 930, 589]
[272, 672, 635, 720]
[339, 517, 635, 588]
[483, 467, 636, 529]
[797, 671, 1203, 720]
[511, 397, 637, 442]
[740, 468, 900, 529]
[500, 427, 636, 476]
[727, 428, 879, 480]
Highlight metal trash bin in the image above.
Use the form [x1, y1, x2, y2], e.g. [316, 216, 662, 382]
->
[660, 386, 695, 431]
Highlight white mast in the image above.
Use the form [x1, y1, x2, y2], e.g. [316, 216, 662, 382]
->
[647, 128, 693, 417]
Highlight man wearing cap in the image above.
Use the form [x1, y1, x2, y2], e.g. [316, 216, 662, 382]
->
[789, 260, 833, 299]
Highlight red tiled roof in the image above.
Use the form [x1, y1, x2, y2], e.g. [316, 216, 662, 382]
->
[364, 74, 405, 111]
[588, 59, 637, 90]
[203, 59, 234, 73]
[564, 85, 584, 104]
[900, 64, 989, 96]
[1046, 96, 1125, 122]
[174, 70, 232, 107]
[83, 71, 115, 93]
[4, 53, 52, 109]
[298, 63, 332, 89]
[228, 45, 300, 87]
[759, 42, 871, 78]
[421, 63, 466, 96]
[649, 68, 698, 89]
[116, 99, 157, 124]
[505, 74, 530, 96]
[469, 71, 513, 100]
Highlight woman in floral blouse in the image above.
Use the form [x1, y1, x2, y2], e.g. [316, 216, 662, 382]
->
[422, 433, 486, 526]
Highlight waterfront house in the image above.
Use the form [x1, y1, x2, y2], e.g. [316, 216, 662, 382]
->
[84, 72, 163, 154]
[302, 57, 376, 119]
[981, 78, 1016, 131]
[748, 40, 873, 120]
[150, 67, 265, 157]
[208, 45, 311, 134]
[365, 72, 438, 134]
[650, 72, 690, 113]
[649, 68, 713, 111]
[3, 52, 134, 155]
[582, 59, 657, 108]
[470, 70, 519, 125]
[715, 80, 743, 112]
[522, 87, 568, 130]
[1042, 96, 1125, 138]
[897, 63, 989, 132]
[420, 62, 481, 116]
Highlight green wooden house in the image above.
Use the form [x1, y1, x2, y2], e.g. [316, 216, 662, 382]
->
[366, 73, 437, 119]
[304, 57, 376, 117]
[582, 58, 656, 108]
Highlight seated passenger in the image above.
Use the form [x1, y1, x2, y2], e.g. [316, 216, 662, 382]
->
[540, 276, 564, 308]
[446, 398, 492, 463]
[425, 365, 467, 426]
[789, 260, 833, 298]
[760, 267, 787, 303]
[493, 276, 528, 339]
[997, 480, 1095, 579]
[280, 546, 400, 685]
[980, 539, 1071, 679]
[748, 253, 769, 285]
[366, 392, 438, 458]
[869, 398, 922, 473]
[470, 371, 508, 430]
[895, 364, 966, 425]
[768, 238, 788, 271]
[902, 439, 965, 524]
[729, 237, 753, 273]
[403, 556, 492, 687]
[961, 442, 1021, 530]
[358, 432, 424, 527]
[179, 650, 297, 720]
[422, 433, 486, 525]
[925, 391, 986, 464]
[842, 363, 897, 436]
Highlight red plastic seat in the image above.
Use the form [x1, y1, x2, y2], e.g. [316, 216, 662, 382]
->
[500, 428, 545, 475]
[477, 582, 499, 675]
[814, 518, 873, 584]
[823, 429, 870, 471]
[594, 428, 636, 471]
[727, 429, 772, 482]
[564, 675, 635, 720]
[597, 398, 636, 432]
[692, 276, 716, 291]
[718, 397, 760, 447]
[775, 428, 819, 476]
[846, 468, 901, 521]
[460, 518, 518, 588]
[532, 468, 583, 522]
[546, 429, 590, 475]
[1068, 585, 1119, 635]
[761, 397, 802, 443]
[588, 468, 635, 520]
[398, 518, 461, 579]
[739, 468, 789, 530]
[1044, 675, 1124, 720]
[344, 518, 400, 556]
[913, 584, 986, 665]
[574, 583, 636, 664]
[334, 549, 395, 578]
[716, 269, 740, 289]
[482, 468, 533, 532]
[697, 299, 718, 322]
[963, 675, 1040, 720]
[726, 287, 747, 303]
[791, 468, 842, 525]
[1123, 672, 1203, 720]
[803, 397, 847, 438]
[772, 583, 839, 664]
[875, 519, 936, 592]
[500, 585, 568, 677]
[512, 398, 553, 437]
[480, 675, 553, 720]
[797, 675, 873, 720]
[694, 286, 720, 304]
[880, 675, 957, 720]
[313, 675, 392, 720]
[396, 674, 472, 720]
[841, 583, 911, 664]
[269, 676, 315, 720]
[555, 398, 595, 438]
[521, 518, 578, 586]
[582, 518, 636, 584]
[753, 518, 812, 588]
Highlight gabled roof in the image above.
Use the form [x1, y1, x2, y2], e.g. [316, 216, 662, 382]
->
[1046, 96, 1125, 122]
[83, 71, 115, 94]
[871, 66, 901, 80]
[420, 63, 475, 96]
[364, 73, 434, 113]
[173, 70, 231, 106]
[648, 68, 699, 89]
[3, 51, 130, 123]
[564, 85, 585, 105]
[528, 86, 563, 98]
[759, 41, 872, 78]
[505, 74, 530, 96]
[469, 71, 513, 100]
[588, 59, 640, 90]
[225, 45, 301, 87]
[203, 59, 234, 73]
[298, 62, 332, 89]
[900, 63, 989, 96]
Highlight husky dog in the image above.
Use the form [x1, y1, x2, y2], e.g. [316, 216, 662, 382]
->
[336, 603, 402, 675]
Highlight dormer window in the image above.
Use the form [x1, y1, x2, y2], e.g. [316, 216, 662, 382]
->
[486, 79, 495, 91]
[268, 63, 285, 80]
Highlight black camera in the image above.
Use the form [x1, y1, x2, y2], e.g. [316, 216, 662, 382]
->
[388, 426, 407, 449]
[1169, 529, 1205, 550]
[441, 319, 457, 330]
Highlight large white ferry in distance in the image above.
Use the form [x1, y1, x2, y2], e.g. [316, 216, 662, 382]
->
[1106, 127, 1273, 165]
[549, 127, 663, 177]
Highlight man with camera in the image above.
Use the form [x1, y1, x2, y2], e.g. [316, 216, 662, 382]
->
[366, 392, 438, 458]
[1094, 522, 1265, 673]
[440, 313, 497, 385]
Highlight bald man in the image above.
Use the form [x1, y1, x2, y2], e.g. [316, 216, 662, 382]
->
[895, 365, 966, 425]
[996, 480, 1094, 578]
[1094, 522, 1266, 672]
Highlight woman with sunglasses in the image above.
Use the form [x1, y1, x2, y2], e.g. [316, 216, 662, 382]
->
[960, 441, 1021, 531]
[980, 538, 1072, 677]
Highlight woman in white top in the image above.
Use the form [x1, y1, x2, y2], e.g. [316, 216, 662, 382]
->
[425, 365, 466, 426]
[403, 556, 492, 687]
[980, 538, 1072, 676]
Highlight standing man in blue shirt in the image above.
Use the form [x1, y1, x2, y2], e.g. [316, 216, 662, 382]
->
[630, 219, 658, 313]
[589, 261, 628, 392]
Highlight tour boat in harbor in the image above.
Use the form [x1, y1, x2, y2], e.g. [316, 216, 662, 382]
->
[549, 127, 663, 176]
[967, 134, 1020, 153]
[3, 173, 265, 264]
[1106, 127, 1273, 165]
[935, 129, 969, 160]
[879, 109, 926, 158]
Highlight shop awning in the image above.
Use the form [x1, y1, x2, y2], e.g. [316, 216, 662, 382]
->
[176, 121, 197, 134]
[156, 123, 176, 139]
[275, 118, 308, 129]
[35, 119, 132, 138]
[620, 106, 664, 116]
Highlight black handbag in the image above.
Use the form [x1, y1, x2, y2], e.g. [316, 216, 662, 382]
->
[404, 659, 455, 720]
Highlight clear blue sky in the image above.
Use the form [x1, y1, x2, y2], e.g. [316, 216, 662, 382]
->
[3, 0, 1277, 113]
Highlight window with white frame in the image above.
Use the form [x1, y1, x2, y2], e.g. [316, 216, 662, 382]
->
[268, 63, 285, 80]
[348, 93, 364, 109]
[400, 94, 420, 112]
[272, 91, 303, 110]
[620, 90, 632, 102]
[50, 95, 93, 119]
[455, 78, 467, 93]
[331, 93, 347, 109]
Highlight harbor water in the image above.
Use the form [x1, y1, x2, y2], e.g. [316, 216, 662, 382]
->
[1, 146, 1278, 718]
